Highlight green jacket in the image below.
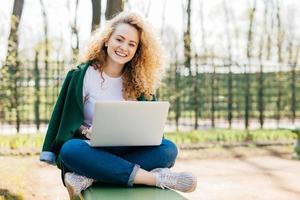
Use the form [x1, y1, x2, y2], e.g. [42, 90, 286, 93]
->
[39, 62, 156, 168]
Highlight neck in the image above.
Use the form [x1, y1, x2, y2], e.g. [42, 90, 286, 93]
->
[103, 58, 124, 77]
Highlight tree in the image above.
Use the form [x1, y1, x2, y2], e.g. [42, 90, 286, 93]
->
[40, 0, 50, 119]
[290, 44, 299, 124]
[3, 0, 24, 132]
[161, 27, 181, 131]
[195, 0, 206, 129]
[286, 7, 298, 124]
[157, 0, 166, 100]
[275, 0, 284, 126]
[105, 0, 123, 20]
[223, 0, 233, 128]
[183, 0, 192, 76]
[67, 0, 80, 63]
[257, 1, 269, 128]
[5, 0, 24, 65]
[91, 0, 101, 31]
[245, 0, 256, 129]
[182, 0, 195, 128]
[210, 51, 216, 128]
[34, 50, 41, 130]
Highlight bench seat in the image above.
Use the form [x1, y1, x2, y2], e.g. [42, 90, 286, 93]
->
[82, 183, 188, 200]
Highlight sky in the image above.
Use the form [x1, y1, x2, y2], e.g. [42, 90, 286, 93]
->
[0, 0, 300, 71]
[0, 0, 185, 62]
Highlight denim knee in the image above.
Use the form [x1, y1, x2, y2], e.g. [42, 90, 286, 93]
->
[60, 139, 84, 163]
[161, 139, 178, 167]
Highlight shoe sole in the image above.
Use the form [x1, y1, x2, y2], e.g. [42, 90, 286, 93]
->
[183, 177, 197, 193]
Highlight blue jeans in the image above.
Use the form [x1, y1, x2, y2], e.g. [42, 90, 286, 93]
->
[60, 139, 178, 186]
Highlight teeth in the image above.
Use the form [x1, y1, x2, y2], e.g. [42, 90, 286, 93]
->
[115, 51, 127, 57]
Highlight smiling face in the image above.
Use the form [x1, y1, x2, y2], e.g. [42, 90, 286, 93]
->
[105, 23, 140, 67]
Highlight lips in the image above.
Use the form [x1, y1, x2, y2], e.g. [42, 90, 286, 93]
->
[115, 51, 127, 57]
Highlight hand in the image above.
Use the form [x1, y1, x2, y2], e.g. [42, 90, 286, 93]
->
[80, 125, 92, 140]
[85, 126, 92, 140]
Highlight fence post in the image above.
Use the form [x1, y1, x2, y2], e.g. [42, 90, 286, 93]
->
[34, 51, 40, 131]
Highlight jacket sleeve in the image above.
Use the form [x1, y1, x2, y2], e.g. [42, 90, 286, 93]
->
[40, 70, 75, 165]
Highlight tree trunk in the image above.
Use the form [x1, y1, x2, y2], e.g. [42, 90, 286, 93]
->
[183, 0, 192, 76]
[275, 0, 283, 127]
[40, 0, 50, 119]
[91, 0, 101, 31]
[34, 51, 40, 131]
[211, 55, 216, 128]
[156, 0, 167, 100]
[223, 0, 233, 128]
[105, 0, 123, 20]
[245, 0, 256, 129]
[257, 1, 269, 128]
[174, 60, 181, 131]
[183, 0, 195, 129]
[194, 54, 199, 129]
[290, 44, 299, 124]
[5, 0, 24, 133]
[5, 0, 24, 65]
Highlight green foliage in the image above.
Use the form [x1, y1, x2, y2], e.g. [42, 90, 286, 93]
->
[0, 133, 44, 149]
[1, 61, 300, 131]
[164, 129, 297, 145]
[0, 129, 296, 151]
[162, 70, 300, 119]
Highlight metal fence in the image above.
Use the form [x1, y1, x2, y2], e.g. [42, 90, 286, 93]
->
[0, 60, 300, 134]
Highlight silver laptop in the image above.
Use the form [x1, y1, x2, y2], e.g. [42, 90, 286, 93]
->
[90, 101, 170, 147]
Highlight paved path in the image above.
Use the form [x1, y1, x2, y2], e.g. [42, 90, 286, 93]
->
[175, 156, 300, 200]
[1, 155, 300, 200]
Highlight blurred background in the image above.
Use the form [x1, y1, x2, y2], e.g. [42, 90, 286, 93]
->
[1, 0, 300, 135]
[1, 1, 300, 199]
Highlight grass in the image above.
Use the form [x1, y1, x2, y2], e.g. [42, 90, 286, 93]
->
[0, 133, 44, 149]
[0, 133, 44, 155]
[0, 129, 298, 199]
[0, 129, 297, 151]
[164, 129, 297, 145]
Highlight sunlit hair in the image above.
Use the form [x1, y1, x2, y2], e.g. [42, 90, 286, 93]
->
[80, 11, 165, 100]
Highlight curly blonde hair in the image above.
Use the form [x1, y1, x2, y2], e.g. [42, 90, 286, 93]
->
[80, 11, 165, 100]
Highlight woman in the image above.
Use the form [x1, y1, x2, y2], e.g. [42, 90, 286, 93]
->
[40, 11, 197, 200]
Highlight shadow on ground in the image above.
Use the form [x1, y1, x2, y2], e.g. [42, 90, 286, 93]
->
[0, 188, 23, 200]
[224, 146, 300, 197]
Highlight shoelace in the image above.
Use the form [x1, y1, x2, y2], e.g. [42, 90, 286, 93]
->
[156, 170, 197, 192]
[157, 171, 178, 190]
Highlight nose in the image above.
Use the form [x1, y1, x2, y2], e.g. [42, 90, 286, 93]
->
[119, 43, 129, 52]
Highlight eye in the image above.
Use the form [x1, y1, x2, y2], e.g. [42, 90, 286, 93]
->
[116, 38, 122, 42]
[129, 43, 136, 47]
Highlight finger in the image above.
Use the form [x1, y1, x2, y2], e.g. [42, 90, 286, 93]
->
[86, 132, 91, 140]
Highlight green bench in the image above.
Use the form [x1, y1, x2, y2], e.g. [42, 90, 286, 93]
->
[291, 129, 300, 159]
[82, 183, 188, 200]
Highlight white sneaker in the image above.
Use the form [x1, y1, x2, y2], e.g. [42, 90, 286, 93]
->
[64, 172, 94, 200]
[151, 168, 197, 193]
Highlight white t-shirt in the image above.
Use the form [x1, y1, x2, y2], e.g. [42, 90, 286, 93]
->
[83, 66, 125, 126]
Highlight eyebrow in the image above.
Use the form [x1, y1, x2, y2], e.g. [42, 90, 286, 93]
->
[116, 35, 138, 45]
